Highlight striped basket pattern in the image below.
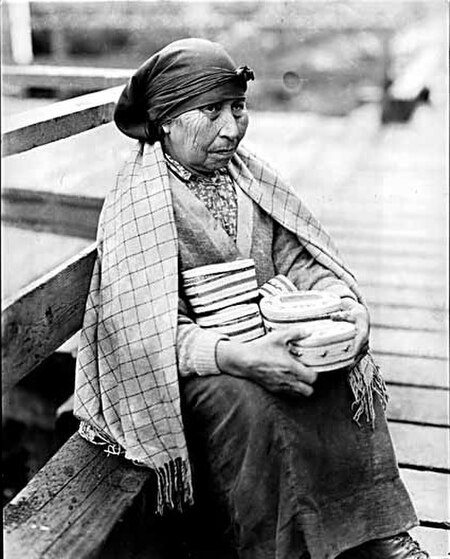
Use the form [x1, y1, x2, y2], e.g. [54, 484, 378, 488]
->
[182, 260, 265, 342]
[197, 304, 265, 343]
[182, 259, 259, 315]
[259, 274, 297, 298]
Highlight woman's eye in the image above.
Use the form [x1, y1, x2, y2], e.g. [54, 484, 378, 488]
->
[202, 103, 222, 117]
[232, 101, 246, 116]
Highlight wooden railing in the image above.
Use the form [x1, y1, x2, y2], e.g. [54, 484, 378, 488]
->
[2, 85, 122, 156]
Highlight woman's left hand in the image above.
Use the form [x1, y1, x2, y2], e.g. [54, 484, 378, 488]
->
[330, 298, 370, 364]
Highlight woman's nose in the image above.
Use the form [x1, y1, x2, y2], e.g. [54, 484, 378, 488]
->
[218, 108, 239, 140]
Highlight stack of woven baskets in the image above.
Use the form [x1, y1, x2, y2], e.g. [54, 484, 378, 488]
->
[182, 259, 356, 372]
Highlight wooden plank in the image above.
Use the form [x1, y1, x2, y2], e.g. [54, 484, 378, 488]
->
[1, 226, 91, 301]
[347, 252, 446, 275]
[363, 285, 446, 310]
[371, 327, 448, 360]
[3, 64, 132, 92]
[3, 433, 153, 559]
[390, 423, 449, 471]
[376, 354, 448, 389]
[328, 223, 446, 246]
[370, 305, 446, 333]
[387, 386, 449, 427]
[360, 271, 445, 291]
[2, 86, 122, 156]
[400, 469, 449, 525]
[1, 244, 96, 393]
[409, 526, 450, 557]
[1, 188, 103, 239]
[338, 239, 445, 260]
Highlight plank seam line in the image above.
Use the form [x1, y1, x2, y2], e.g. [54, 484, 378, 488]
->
[369, 303, 448, 312]
[399, 464, 450, 475]
[372, 323, 446, 334]
[374, 350, 448, 362]
[386, 381, 449, 391]
[389, 419, 449, 429]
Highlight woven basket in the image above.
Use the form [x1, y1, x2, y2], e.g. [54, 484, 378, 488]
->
[182, 259, 259, 315]
[260, 291, 356, 372]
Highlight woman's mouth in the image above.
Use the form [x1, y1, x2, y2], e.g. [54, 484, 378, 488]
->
[211, 148, 236, 157]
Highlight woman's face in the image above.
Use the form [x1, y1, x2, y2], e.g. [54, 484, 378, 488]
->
[162, 98, 249, 174]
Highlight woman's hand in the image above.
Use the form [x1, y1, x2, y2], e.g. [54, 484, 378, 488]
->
[216, 326, 318, 397]
[330, 297, 370, 366]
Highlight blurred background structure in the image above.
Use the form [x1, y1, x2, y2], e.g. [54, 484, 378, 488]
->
[1, 1, 443, 115]
[2, 1, 448, 556]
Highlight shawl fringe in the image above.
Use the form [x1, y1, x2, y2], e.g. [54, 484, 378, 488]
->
[349, 353, 388, 428]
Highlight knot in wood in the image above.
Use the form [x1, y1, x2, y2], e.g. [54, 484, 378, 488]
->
[45, 306, 54, 323]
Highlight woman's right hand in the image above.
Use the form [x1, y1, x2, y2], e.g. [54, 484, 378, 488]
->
[216, 326, 318, 397]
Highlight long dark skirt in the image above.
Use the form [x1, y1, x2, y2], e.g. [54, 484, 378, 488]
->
[181, 370, 418, 559]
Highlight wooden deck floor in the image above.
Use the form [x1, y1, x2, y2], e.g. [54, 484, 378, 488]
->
[2, 97, 448, 554]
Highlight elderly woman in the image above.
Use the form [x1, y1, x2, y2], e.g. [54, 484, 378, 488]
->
[74, 39, 427, 559]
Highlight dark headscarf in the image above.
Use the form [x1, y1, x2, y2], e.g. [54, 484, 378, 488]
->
[114, 38, 254, 143]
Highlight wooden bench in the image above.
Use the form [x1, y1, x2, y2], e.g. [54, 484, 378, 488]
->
[3, 81, 449, 556]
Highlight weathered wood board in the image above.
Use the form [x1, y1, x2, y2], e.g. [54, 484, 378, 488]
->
[391, 423, 449, 471]
[387, 385, 449, 426]
[2, 243, 96, 392]
[376, 354, 448, 389]
[409, 526, 449, 557]
[400, 469, 449, 525]
[3, 434, 152, 559]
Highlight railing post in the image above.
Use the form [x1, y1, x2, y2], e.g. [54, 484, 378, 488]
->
[7, 0, 34, 65]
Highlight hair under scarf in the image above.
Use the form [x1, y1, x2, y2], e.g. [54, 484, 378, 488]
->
[114, 38, 254, 143]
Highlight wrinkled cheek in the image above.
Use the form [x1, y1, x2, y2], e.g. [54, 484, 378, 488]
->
[180, 113, 212, 154]
[237, 114, 249, 142]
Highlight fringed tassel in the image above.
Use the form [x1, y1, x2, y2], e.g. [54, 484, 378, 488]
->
[348, 352, 388, 428]
[155, 457, 194, 515]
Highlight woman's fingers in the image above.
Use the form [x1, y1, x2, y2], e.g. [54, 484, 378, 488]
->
[330, 310, 354, 322]
[277, 325, 312, 344]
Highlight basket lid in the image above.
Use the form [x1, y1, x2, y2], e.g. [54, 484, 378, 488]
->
[260, 290, 341, 322]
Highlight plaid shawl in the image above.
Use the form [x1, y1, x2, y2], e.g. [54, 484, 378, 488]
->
[74, 140, 387, 513]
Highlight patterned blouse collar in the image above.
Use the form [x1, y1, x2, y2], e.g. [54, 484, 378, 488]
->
[163, 151, 229, 183]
